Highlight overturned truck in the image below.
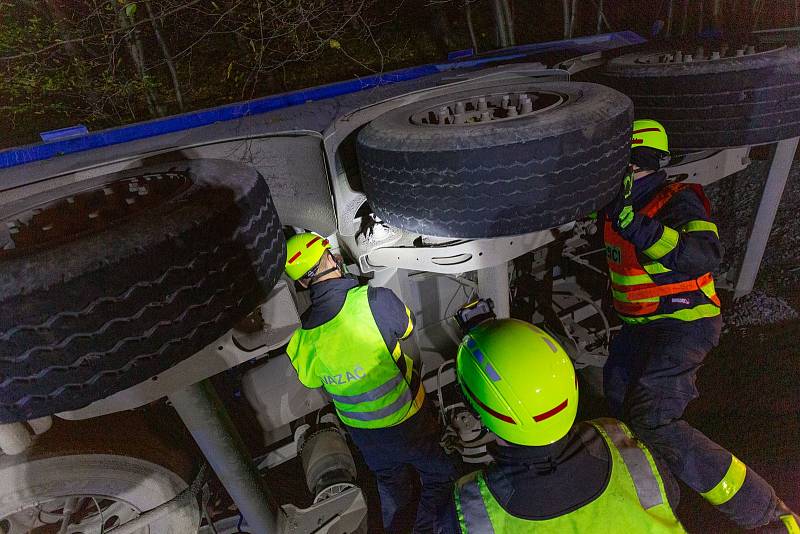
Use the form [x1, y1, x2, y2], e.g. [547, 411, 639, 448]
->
[1, 31, 798, 533]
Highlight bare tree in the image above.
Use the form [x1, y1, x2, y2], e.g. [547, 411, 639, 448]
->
[712, 0, 722, 29]
[465, 0, 479, 52]
[116, 3, 160, 116]
[1, 0, 393, 146]
[491, 0, 514, 47]
[680, 0, 690, 37]
[500, 0, 515, 45]
[666, 0, 674, 37]
[596, 0, 604, 34]
[569, 0, 579, 38]
[144, 0, 183, 111]
[697, 0, 704, 33]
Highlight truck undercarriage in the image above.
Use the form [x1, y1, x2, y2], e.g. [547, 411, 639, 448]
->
[1, 30, 798, 533]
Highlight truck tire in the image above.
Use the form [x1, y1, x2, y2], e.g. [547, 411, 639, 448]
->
[356, 82, 632, 239]
[594, 44, 800, 150]
[0, 160, 285, 423]
[0, 411, 200, 533]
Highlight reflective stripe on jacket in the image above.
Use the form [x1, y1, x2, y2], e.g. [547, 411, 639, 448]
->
[287, 285, 424, 429]
[604, 182, 721, 323]
[454, 418, 685, 533]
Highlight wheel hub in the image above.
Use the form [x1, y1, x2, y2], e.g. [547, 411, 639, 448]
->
[1, 496, 142, 534]
[409, 91, 566, 126]
[0, 171, 192, 259]
[628, 44, 785, 65]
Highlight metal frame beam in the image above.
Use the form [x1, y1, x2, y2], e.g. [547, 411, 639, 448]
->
[733, 137, 799, 298]
[169, 379, 279, 534]
[477, 263, 511, 319]
[360, 226, 562, 274]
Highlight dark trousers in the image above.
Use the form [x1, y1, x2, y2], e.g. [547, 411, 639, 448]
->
[347, 401, 456, 534]
[604, 316, 779, 529]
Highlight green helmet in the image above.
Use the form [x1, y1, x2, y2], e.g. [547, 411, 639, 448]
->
[285, 232, 331, 281]
[456, 319, 578, 446]
[632, 119, 669, 154]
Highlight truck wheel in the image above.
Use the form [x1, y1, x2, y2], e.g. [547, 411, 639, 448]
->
[0, 160, 286, 423]
[356, 82, 632, 239]
[0, 412, 200, 534]
[594, 44, 800, 150]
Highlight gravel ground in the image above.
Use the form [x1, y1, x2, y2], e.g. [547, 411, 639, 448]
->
[706, 155, 800, 313]
[724, 290, 798, 327]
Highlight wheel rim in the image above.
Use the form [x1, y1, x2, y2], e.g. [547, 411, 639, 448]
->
[616, 43, 786, 65]
[1, 495, 143, 534]
[409, 90, 567, 126]
[0, 170, 192, 259]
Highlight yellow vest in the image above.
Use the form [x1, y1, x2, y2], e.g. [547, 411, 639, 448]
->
[287, 285, 423, 429]
[454, 418, 685, 533]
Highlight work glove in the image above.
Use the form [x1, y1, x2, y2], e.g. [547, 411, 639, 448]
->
[605, 170, 654, 244]
[605, 171, 635, 232]
[604, 171, 674, 253]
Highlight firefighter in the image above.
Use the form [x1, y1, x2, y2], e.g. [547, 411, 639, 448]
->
[438, 318, 686, 533]
[603, 119, 798, 530]
[284, 232, 455, 533]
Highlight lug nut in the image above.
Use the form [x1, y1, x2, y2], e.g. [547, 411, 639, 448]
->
[695, 46, 704, 60]
[507, 107, 518, 117]
[455, 101, 465, 114]
[477, 97, 487, 111]
[674, 50, 683, 62]
[88, 212, 99, 219]
[480, 111, 491, 122]
[684, 54, 693, 62]
[736, 48, 745, 56]
[453, 113, 465, 124]
[125, 198, 136, 205]
[720, 44, 729, 56]
[746, 45, 756, 55]
[501, 95, 510, 109]
[103, 187, 114, 196]
[42, 224, 53, 231]
[711, 51, 721, 60]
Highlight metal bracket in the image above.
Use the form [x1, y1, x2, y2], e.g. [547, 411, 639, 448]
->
[360, 226, 565, 274]
[279, 487, 367, 534]
[667, 146, 751, 186]
[558, 51, 605, 74]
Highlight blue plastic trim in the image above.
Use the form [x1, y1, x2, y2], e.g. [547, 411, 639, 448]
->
[447, 48, 475, 61]
[0, 31, 645, 170]
[39, 124, 89, 142]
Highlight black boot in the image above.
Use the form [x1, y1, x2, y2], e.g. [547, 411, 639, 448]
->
[756, 500, 800, 533]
